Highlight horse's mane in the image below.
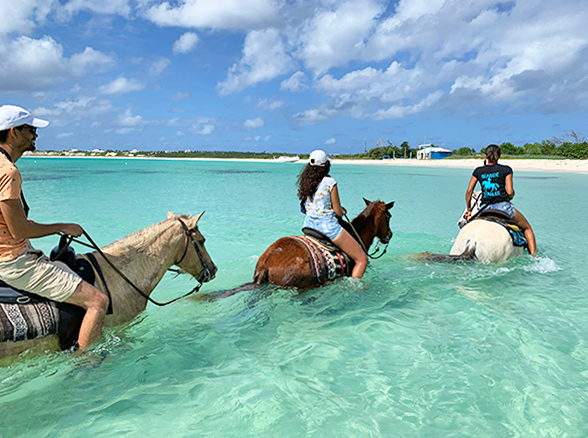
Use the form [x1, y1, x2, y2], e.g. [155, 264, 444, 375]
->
[101, 215, 190, 257]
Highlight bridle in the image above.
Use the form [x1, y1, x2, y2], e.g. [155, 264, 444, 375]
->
[175, 218, 215, 284]
[343, 207, 392, 260]
[61, 217, 214, 307]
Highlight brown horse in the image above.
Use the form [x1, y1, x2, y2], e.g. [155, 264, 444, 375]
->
[252, 199, 394, 289]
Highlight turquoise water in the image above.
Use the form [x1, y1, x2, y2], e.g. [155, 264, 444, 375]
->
[1, 157, 588, 437]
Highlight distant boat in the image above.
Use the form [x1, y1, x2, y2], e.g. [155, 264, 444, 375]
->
[274, 155, 300, 163]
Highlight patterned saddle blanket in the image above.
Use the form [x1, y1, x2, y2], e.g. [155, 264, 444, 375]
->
[0, 237, 102, 350]
[0, 296, 82, 349]
[290, 232, 353, 283]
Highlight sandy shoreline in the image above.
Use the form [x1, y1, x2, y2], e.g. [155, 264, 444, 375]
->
[332, 158, 588, 174]
[24, 154, 588, 174]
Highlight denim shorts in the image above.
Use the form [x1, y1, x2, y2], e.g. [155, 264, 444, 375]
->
[481, 201, 515, 219]
[304, 215, 343, 240]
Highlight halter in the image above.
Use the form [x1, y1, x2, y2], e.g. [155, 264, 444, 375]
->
[62, 217, 213, 307]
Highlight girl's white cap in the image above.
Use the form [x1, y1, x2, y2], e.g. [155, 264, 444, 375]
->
[309, 149, 329, 166]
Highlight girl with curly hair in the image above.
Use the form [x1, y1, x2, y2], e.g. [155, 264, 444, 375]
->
[297, 150, 368, 278]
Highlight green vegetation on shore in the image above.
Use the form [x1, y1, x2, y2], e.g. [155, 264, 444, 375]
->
[344, 131, 588, 160]
[28, 131, 587, 160]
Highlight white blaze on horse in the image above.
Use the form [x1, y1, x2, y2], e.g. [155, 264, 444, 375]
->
[0, 212, 216, 360]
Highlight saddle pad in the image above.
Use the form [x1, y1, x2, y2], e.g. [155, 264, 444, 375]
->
[476, 218, 527, 248]
[290, 235, 352, 283]
[0, 299, 60, 343]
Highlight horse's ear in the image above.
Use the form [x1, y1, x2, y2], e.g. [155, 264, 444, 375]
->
[386, 201, 395, 210]
[363, 197, 371, 206]
[192, 211, 205, 225]
[167, 210, 176, 219]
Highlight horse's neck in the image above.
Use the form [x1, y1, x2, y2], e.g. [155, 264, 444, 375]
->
[351, 215, 375, 249]
[96, 219, 183, 323]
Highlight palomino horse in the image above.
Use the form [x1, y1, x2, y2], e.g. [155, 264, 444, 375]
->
[417, 192, 526, 263]
[253, 199, 394, 288]
[0, 211, 216, 359]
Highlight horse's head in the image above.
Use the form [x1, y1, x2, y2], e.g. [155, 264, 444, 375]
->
[363, 198, 394, 244]
[168, 211, 217, 283]
[457, 191, 482, 228]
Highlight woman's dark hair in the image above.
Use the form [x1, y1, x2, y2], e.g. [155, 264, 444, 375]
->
[297, 162, 331, 201]
[485, 144, 501, 163]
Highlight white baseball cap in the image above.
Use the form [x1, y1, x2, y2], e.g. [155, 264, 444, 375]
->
[309, 149, 329, 166]
[0, 105, 49, 131]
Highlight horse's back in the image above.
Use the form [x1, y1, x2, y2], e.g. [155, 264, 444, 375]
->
[450, 220, 522, 263]
[254, 237, 318, 288]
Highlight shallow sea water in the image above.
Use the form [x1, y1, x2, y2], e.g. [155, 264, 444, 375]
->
[1, 157, 587, 437]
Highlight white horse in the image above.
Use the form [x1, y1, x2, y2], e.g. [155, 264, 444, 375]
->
[415, 192, 525, 263]
[0, 211, 216, 359]
[449, 192, 525, 262]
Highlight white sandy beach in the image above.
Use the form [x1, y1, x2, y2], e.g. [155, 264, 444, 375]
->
[332, 158, 588, 174]
[25, 153, 588, 174]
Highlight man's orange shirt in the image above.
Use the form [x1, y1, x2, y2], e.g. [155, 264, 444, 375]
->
[0, 155, 29, 262]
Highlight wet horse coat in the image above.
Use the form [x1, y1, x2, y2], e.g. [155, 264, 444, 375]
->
[0, 212, 216, 359]
[253, 199, 394, 288]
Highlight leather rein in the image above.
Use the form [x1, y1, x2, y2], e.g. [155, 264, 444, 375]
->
[343, 212, 391, 260]
[61, 218, 213, 308]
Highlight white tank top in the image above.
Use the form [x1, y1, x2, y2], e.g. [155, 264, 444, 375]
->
[304, 176, 337, 218]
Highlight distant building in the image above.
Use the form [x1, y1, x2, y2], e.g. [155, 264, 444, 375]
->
[417, 143, 452, 160]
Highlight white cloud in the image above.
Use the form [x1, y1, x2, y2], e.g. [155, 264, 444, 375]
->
[257, 98, 284, 110]
[33, 97, 113, 126]
[100, 77, 145, 94]
[373, 91, 443, 120]
[145, 0, 280, 31]
[173, 32, 199, 54]
[117, 108, 143, 127]
[60, 0, 131, 17]
[217, 28, 292, 96]
[280, 71, 308, 92]
[196, 124, 215, 135]
[325, 138, 336, 145]
[150, 57, 171, 75]
[70, 47, 116, 75]
[0, 0, 53, 35]
[292, 108, 336, 126]
[296, 0, 385, 74]
[244, 117, 264, 129]
[0, 36, 114, 92]
[173, 92, 190, 100]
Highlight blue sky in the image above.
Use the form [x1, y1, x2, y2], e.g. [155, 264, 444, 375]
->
[1, 0, 587, 154]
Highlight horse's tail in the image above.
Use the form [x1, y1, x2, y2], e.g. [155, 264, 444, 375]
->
[192, 282, 257, 301]
[413, 245, 477, 263]
[253, 268, 269, 286]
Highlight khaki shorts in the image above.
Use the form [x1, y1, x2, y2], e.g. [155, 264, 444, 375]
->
[0, 246, 82, 302]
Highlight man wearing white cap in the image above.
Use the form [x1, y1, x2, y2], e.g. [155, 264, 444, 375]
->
[0, 105, 108, 351]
